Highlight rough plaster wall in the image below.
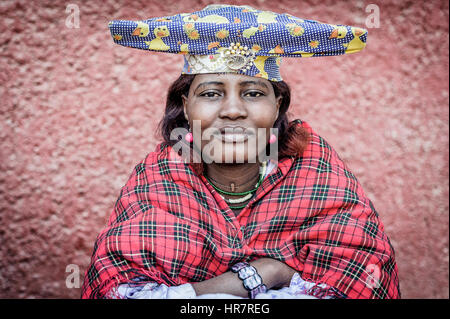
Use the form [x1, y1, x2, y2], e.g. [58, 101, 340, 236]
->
[0, 0, 448, 298]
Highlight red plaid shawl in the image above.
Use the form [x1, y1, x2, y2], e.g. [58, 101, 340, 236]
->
[81, 119, 400, 299]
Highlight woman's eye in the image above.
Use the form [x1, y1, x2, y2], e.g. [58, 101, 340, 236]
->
[200, 91, 220, 98]
[245, 91, 264, 97]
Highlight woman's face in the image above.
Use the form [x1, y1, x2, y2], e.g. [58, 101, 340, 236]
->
[182, 73, 281, 164]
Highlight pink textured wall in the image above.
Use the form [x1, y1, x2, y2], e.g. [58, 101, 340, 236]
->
[0, 0, 448, 298]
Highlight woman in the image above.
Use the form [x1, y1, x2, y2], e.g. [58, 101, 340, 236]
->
[81, 4, 400, 299]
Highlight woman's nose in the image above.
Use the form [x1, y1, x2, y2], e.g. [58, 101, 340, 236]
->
[218, 94, 247, 120]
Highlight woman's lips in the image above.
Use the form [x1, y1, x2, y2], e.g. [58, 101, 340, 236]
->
[218, 132, 249, 143]
[214, 127, 254, 143]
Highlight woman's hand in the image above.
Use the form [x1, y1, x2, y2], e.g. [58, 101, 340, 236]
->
[191, 258, 297, 298]
[251, 258, 298, 289]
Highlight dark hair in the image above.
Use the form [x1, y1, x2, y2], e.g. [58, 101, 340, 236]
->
[157, 74, 310, 172]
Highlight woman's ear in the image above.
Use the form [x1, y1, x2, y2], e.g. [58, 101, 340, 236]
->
[182, 94, 189, 122]
[275, 96, 282, 119]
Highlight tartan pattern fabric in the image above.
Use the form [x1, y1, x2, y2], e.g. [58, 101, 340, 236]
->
[81, 119, 400, 299]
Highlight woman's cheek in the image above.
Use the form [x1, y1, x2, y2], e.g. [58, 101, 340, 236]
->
[191, 104, 218, 127]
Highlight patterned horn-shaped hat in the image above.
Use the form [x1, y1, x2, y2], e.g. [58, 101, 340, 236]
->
[108, 4, 368, 81]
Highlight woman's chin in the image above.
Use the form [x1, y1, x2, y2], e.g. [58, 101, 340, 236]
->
[207, 152, 254, 164]
[206, 147, 257, 164]
[199, 138, 265, 164]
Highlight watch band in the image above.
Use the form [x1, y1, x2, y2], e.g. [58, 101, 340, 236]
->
[231, 262, 268, 299]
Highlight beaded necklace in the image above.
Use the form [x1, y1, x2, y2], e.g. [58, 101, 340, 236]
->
[205, 162, 267, 209]
[206, 173, 258, 192]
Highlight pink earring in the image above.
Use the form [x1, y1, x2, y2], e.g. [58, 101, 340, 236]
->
[185, 132, 193, 143]
[269, 134, 277, 144]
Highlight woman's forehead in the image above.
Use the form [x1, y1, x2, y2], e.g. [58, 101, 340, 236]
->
[191, 73, 272, 88]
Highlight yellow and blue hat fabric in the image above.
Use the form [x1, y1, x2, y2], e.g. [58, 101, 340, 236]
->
[108, 4, 368, 81]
